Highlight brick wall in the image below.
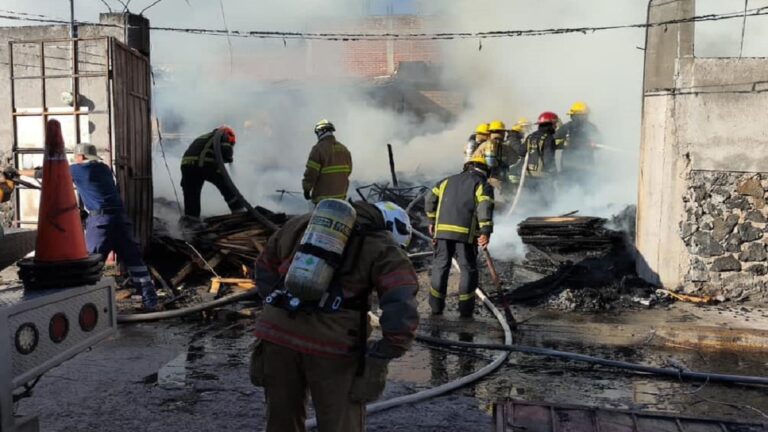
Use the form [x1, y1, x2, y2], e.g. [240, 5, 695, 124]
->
[342, 16, 441, 77]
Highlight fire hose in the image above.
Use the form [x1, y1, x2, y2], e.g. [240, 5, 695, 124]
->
[505, 151, 529, 217]
[116, 289, 258, 323]
[211, 129, 278, 232]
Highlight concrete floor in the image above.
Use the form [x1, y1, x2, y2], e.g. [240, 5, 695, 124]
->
[10, 271, 768, 431]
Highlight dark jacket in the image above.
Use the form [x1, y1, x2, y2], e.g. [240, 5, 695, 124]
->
[253, 202, 419, 359]
[181, 130, 234, 169]
[425, 170, 494, 243]
[554, 120, 600, 169]
[524, 127, 557, 178]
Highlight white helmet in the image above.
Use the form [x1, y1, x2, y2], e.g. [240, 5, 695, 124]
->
[374, 201, 412, 248]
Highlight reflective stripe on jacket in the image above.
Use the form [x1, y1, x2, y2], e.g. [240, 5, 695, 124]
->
[181, 130, 234, 168]
[524, 129, 557, 178]
[254, 202, 419, 359]
[301, 136, 352, 204]
[424, 170, 494, 243]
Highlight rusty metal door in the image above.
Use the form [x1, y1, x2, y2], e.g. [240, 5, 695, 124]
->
[109, 39, 153, 250]
[9, 37, 153, 251]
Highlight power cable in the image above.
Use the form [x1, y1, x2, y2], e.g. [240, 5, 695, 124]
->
[2, 6, 768, 42]
[97, 0, 113, 13]
[140, 0, 165, 15]
[739, 0, 749, 58]
[218, 0, 234, 73]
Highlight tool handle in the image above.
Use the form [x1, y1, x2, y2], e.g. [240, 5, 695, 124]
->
[483, 249, 502, 288]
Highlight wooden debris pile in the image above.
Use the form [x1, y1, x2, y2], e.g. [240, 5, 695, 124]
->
[150, 209, 287, 290]
[501, 212, 655, 310]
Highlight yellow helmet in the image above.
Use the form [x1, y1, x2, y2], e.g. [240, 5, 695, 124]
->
[488, 120, 506, 132]
[474, 123, 490, 135]
[510, 117, 531, 133]
[568, 101, 590, 116]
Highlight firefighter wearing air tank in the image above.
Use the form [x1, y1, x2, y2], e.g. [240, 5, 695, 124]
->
[521, 112, 559, 209]
[180, 126, 244, 220]
[472, 120, 517, 193]
[506, 118, 533, 185]
[425, 156, 494, 318]
[464, 123, 489, 162]
[302, 120, 353, 204]
[250, 199, 419, 432]
[554, 101, 601, 186]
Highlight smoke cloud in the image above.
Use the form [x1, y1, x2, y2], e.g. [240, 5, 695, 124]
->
[6, 0, 765, 254]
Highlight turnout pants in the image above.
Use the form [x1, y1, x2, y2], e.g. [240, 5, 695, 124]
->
[260, 341, 364, 432]
[180, 164, 242, 218]
[429, 239, 478, 317]
[85, 213, 157, 308]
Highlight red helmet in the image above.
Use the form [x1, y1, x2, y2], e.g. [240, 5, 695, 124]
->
[537, 112, 559, 125]
[219, 126, 236, 144]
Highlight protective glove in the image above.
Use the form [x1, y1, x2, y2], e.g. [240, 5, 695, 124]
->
[477, 234, 490, 250]
[349, 355, 390, 403]
[303, 189, 311, 200]
[2, 166, 18, 179]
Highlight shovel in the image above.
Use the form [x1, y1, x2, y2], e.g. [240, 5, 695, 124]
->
[482, 248, 518, 331]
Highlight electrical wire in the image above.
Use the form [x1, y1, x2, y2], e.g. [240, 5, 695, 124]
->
[2, 6, 768, 42]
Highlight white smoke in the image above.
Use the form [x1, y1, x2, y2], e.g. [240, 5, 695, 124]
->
[5, 0, 764, 249]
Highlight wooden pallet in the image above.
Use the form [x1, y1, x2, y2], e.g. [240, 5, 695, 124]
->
[493, 400, 768, 432]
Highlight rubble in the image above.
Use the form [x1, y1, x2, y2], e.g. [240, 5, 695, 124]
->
[497, 209, 657, 312]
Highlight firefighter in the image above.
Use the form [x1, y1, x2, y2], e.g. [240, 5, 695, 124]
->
[521, 112, 559, 210]
[472, 120, 517, 195]
[21, 144, 158, 310]
[302, 119, 353, 204]
[464, 123, 490, 162]
[425, 156, 494, 318]
[180, 125, 243, 221]
[506, 118, 532, 185]
[554, 101, 601, 186]
[250, 201, 419, 432]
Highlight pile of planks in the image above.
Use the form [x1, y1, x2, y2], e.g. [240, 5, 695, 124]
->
[152, 209, 287, 289]
[517, 216, 624, 254]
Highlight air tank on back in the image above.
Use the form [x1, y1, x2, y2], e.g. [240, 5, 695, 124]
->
[284, 199, 357, 302]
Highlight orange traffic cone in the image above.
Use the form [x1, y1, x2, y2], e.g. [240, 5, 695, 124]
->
[18, 119, 103, 289]
[34, 119, 88, 262]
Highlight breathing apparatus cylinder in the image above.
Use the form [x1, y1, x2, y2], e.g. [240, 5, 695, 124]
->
[465, 139, 478, 162]
[284, 199, 357, 303]
[484, 145, 498, 169]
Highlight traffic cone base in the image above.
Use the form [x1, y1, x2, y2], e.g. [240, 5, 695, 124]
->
[18, 119, 104, 290]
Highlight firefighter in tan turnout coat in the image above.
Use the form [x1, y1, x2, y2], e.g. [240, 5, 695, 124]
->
[302, 119, 353, 204]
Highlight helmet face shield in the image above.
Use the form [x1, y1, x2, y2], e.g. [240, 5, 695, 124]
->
[374, 201, 412, 248]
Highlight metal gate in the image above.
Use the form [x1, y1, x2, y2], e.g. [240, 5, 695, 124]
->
[8, 37, 153, 250]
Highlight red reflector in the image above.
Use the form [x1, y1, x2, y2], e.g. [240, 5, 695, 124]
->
[79, 303, 98, 332]
[49, 313, 69, 344]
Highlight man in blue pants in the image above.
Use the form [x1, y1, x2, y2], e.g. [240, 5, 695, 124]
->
[23, 143, 158, 310]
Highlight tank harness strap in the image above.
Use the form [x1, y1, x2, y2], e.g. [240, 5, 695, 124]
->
[296, 242, 344, 269]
